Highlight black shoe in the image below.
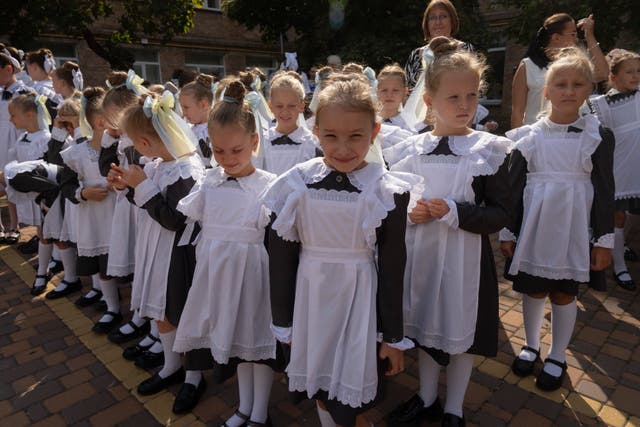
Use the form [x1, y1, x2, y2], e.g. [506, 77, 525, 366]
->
[94, 299, 108, 312]
[18, 235, 39, 254]
[137, 368, 185, 396]
[246, 418, 272, 427]
[75, 289, 103, 307]
[624, 245, 639, 262]
[614, 271, 636, 291]
[388, 394, 444, 426]
[442, 413, 465, 427]
[108, 320, 150, 344]
[535, 358, 567, 391]
[135, 349, 165, 370]
[172, 378, 207, 414]
[4, 230, 20, 244]
[45, 279, 82, 299]
[92, 311, 123, 334]
[123, 334, 159, 360]
[48, 259, 64, 275]
[511, 345, 540, 377]
[31, 274, 51, 296]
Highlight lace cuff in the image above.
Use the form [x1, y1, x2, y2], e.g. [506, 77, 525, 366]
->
[593, 233, 614, 249]
[499, 228, 517, 242]
[437, 198, 459, 229]
[133, 178, 160, 207]
[51, 127, 69, 142]
[271, 324, 292, 344]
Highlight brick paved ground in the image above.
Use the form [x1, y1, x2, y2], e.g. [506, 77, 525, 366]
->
[1, 219, 639, 426]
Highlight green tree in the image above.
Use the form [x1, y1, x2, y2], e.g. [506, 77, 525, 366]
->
[496, 0, 640, 51]
[0, 0, 204, 69]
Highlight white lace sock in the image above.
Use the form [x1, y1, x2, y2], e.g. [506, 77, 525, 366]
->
[545, 300, 577, 377]
[184, 370, 202, 387]
[250, 363, 274, 424]
[157, 330, 181, 379]
[317, 404, 337, 427]
[613, 228, 632, 281]
[119, 311, 146, 334]
[519, 294, 546, 362]
[418, 350, 441, 407]
[444, 353, 474, 418]
[225, 363, 254, 427]
[35, 242, 53, 288]
[59, 247, 78, 282]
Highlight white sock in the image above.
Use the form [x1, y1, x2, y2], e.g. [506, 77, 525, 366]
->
[158, 330, 181, 378]
[120, 311, 146, 334]
[54, 280, 68, 292]
[225, 363, 254, 427]
[418, 350, 440, 407]
[613, 228, 632, 280]
[91, 273, 101, 290]
[444, 353, 474, 418]
[51, 246, 60, 265]
[148, 340, 163, 354]
[519, 294, 546, 362]
[99, 278, 120, 320]
[58, 247, 78, 282]
[37, 242, 53, 275]
[545, 300, 577, 377]
[317, 404, 337, 427]
[184, 370, 202, 387]
[83, 289, 99, 299]
[139, 321, 159, 347]
[250, 363, 274, 423]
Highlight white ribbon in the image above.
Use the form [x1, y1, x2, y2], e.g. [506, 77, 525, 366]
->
[2, 49, 20, 70]
[72, 69, 84, 91]
[283, 52, 299, 71]
[35, 95, 52, 131]
[44, 54, 56, 74]
[142, 91, 196, 160]
[125, 69, 149, 96]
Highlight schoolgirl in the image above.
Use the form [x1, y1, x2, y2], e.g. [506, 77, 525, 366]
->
[178, 73, 216, 166]
[388, 37, 511, 427]
[376, 64, 413, 132]
[51, 61, 83, 100]
[262, 73, 421, 427]
[501, 48, 614, 392]
[24, 48, 63, 107]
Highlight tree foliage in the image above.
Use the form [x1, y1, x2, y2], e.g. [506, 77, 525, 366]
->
[0, 0, 204, 69]
[222, 0, 493, 71]
[496, 0, 640, 51]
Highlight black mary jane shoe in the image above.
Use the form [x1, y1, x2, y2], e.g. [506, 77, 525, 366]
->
[4, 230, 20, 245]
[172, 378, 207, 414]
[221, 409, 250, 427]
[246, 418, 272, 427]
[92, 311, 123, 334]
[48, 258, 64, 275]
[388, 394, 444, 426]
[442, 413, 465, 427]
[75, 289, 103, 307]
[624, 245, 639, 262]
[108, 320, 150, 344]
[18, 235, 39, 254]
[511, 345, 540, 377]
[137, 368, 185, 396]
[30, 274, 51, 296]
[135, 349, 165, 370]
[614, 271, 637, 291]
[535, 358, 567, 391]
[123, 334, 159, 361]
[94, 288, 119, 312]
[45, 279, 82, 300]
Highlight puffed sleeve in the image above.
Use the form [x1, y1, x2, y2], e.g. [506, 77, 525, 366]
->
[376, 191, 409, 343]
[176, 180, 205, 222]
[590, 126, 615, 247]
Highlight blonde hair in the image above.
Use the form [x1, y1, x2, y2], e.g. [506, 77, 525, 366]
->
[208, 79, 256, 134]
[269, 71, 305, 101]
[342, 62, 364, 74]
[181, 73, 215, 104]
[82, 87, 106, 126]
[377, 63, 408, 87]
[606, 48, 640, 75]
[9, 93, 38, 114]
[102, 71, 141, 129]
[52, 62, 80, 89]
[545, 47, 594, 86]
[315, 73, 377, 127]
[121, 94, 160, 144]
[58, 98, 81, 117]
[424, 36, 488, 95]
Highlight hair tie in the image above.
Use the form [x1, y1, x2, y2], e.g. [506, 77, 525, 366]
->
[2, 49, 20, 71]
[142, 91, 196, 159]
[34, 95, 52, 131]
[79, 96, 93, 138]
[44, 54, 56, 74]
[125, 69, 149, 96]
[72, 69, 84, 91]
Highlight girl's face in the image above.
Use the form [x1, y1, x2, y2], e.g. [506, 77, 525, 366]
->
[269, 88, 305, 131]
[210, 122, 258, 178]
[179, 93, 210, 125]
[51, 73, 68, 95]
[427, 6, 452, 39]
[424, 70, 479, 134]
[545, 68, 592, 119]
[314, 105, 380, 173]
[377, 76, 407, 114]
[550, 21, 578, 49]
[8, 105, 32, 130]
[611, 59, 640, 92]
[26, 61, 48, 81]
[0, 64, 14, 86]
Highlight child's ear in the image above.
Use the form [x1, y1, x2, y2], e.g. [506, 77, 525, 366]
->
[251, 132, 259, 151]
[423, 92, 432, 108]
[371, 122, 382, 143]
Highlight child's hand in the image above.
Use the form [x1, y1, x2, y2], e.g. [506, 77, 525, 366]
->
[425, 198, 450, 219]
[590, 247, 612, 271]
[81, 185, 108, 202]
[485, 120, 499, 132]
[408, 198, 433, 224]
[500, 241, 515, 258]
[379, 342, 404, 376]
[107, 165, 128, 190]
[111, 164, 147, 188]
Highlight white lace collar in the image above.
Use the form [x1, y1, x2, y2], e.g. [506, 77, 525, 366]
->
[206, 166, 275, 194]
[24, 129, 49, 140]
[296, 158, 384, 191]
[538, 114, 600, 140]
[269, 125, 311, 142]
[419, 130, 494, 156]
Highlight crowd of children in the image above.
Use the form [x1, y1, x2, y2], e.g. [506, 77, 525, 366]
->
[0, 8, 637, 425]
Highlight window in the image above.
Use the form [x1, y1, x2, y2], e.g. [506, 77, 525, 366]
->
[131, 50, 161, 83]
[481, 47, 506, 105]
[246, 55, 279, 77]
[184, 51, 225, 78]
[47, 42, 78, 67]
[201, 0, 221, 11]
